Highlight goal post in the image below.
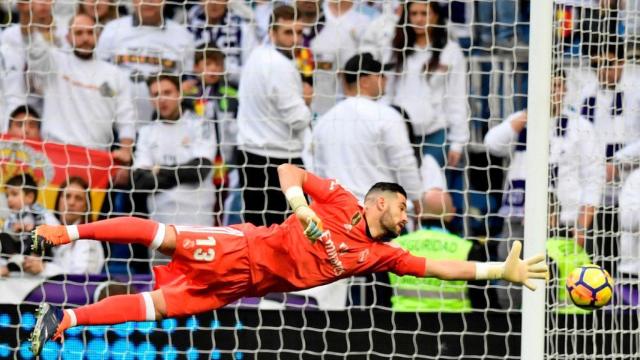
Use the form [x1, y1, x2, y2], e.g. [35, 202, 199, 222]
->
[522, 0, 555, 359]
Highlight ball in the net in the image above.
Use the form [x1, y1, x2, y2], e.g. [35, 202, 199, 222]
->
[565, 264, 614, 310]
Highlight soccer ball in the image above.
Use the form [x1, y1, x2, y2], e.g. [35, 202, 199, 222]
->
[565, 264, 614, 310]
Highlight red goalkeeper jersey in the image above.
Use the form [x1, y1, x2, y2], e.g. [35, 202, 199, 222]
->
[244, 172, 426, 297]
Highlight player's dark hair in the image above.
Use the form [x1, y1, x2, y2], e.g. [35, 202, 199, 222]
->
[146, 73, 181, 92]
[270, 4, 296, 31]
[54, 176, 92, 224]
[392, 1, 448, 76]
[194, 47, 225, 66]
[5, 173, 38, 201]
[365, 182, 408, 200]
[9, 105, 41, 128]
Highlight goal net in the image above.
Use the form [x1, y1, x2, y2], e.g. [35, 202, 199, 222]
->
[0, 0, 638, 358]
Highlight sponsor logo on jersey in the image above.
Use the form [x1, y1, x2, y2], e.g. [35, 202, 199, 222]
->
[318, 231, 345, 276]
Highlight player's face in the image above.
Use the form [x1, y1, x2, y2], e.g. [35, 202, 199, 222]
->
[150, 79, 182, 120]
[270, 20, 304, 52]
[68, 15, 97, 58]
[205, 0, 228, 22]
[596, 53, 624, 88]
[379, 193, 409, 239]
[8, 113, 41, 140]
[58, 183, 88, 225]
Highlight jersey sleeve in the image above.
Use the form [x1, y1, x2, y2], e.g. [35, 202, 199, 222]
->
[303, 171, 355, 205]
[370, 242, 427, 277]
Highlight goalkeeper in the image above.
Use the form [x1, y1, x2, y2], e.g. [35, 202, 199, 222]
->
[29, 164, 548, 355]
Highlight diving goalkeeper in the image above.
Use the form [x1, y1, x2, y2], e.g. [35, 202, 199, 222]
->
[29, 164, 548, 355]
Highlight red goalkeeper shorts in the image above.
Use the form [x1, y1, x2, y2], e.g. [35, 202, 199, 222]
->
[152, 225, 253, 317]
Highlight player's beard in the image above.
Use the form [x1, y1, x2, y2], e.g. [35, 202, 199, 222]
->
[378, 209, 401, 242]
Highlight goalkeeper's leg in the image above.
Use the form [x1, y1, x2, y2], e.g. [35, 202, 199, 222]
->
[30, 290, 167, 355]
[32, 217, 176, 256]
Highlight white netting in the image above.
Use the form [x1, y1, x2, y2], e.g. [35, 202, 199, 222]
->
[0, 0, 638, 359]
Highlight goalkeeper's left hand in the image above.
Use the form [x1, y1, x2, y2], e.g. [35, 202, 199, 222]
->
[502, 241, 549, 291]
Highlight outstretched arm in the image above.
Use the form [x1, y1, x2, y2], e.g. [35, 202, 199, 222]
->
[422, 241, 548, 291]
[277, 164, 323, 241]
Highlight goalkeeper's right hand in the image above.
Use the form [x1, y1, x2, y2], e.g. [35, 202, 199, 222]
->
[285, 186, 324, 242]
[294, 206, 324, 242]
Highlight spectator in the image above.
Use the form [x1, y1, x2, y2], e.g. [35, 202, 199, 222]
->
[186, 0, 258, 83]
[183, 47, 240, 225]
[298, 0, 374, 115]
[22, 177, 105, 277]
[77, 0, 122, 30]
[485, 70, 604, 307]
[0, 0, 66, 127]
[0, 173, 59, 276]
[96, 0, 195, 123]
[386, 1, 469, 169]
[184, 47, 239, 166]
[27, 13, 135, 165]
[132, 74, 216, 226]
[579, 38, 640, 276]
[237, 5, 311, 226]
[314, 53, 422, 207]
[6, 105, 42, 141]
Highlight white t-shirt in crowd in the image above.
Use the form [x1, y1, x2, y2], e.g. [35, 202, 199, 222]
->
[385, 41, 469, 153]
[484, 110, 604, 225]
[134, 111, 217, 226]
[313, 96, 422, 202]
[96, 15, 195, 123]
[237, 44, 311, 158]
[577, 67, 640, 205]
[309, 2, 373, 115]
[27, 33, 136, 150]
[0, 24, 67, 131]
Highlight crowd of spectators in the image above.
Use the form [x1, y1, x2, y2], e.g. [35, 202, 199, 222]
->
[0, 0, 639, 311]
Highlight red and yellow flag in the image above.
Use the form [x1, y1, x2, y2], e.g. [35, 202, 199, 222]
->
[0, 135, 115, 217]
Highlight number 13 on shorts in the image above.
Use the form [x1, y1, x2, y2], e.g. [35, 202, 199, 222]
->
[193, 237, 216, 262]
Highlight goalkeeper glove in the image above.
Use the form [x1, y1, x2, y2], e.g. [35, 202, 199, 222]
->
[285, 186, 323, 242]
[475, 241, 548, 291]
